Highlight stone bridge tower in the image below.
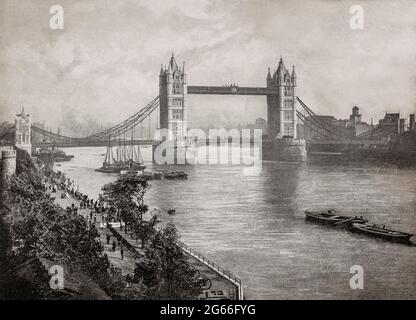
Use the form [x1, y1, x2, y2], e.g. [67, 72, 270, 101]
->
[159, 53, 188, 140]
[266, 57, 297, 139]
[15, 107, 32, 155]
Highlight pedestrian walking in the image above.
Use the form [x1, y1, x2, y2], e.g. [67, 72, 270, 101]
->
[112, 240, 116, 252]
[106, 234, 110, 244]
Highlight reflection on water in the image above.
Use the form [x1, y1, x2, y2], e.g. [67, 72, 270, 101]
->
[57, 147, 416, 299]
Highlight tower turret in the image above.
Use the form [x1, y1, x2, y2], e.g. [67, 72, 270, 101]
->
[266, 56, 297, 139]
[15, 107, 32, 155]
[158, 53, 187, 140]
[291, 65, 297, 86]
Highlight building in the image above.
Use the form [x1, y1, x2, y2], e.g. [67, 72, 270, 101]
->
[266, 58, 297, 139]
[0, 146, 16, 190]
[346, 106, 371, 136]
[410, 114, 415, 131]
[297, 115, 342, 140]
[349, 106, 361, 124]
[237, 117, 268, 136]
[159, 53, 187, 140]
[297, 105, 374, 140]
[378, 113, 400, 134]
[15, 107, 32, 154]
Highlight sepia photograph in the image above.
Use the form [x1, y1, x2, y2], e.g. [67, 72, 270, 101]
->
[0, 0, 415, 308]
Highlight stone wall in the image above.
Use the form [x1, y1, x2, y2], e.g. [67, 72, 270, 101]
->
[0, 146, 17, 190]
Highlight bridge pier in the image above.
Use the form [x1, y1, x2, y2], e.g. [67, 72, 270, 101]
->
[152, 136, 306, 164]
[263, 138, 307, 162]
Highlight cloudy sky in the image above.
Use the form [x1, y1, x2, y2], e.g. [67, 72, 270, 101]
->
[1, 0, 416, 132]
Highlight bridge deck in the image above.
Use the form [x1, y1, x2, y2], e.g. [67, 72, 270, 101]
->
[188, 85, 277, 96]
[307, 139, 388, 145]
[33, 139, 157, 148]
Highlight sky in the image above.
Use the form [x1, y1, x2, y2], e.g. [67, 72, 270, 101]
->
[1, 0, 416, 133]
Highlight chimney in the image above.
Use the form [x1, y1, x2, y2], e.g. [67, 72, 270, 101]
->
[399, 118, 405, 134]
[410, 114, 415, 131]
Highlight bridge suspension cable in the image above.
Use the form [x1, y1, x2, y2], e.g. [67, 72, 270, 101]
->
[296, 110, 334, 140]
[0, 126, 15, 140]
[296, 97, 354, 140]
[32, 96, 159, 144]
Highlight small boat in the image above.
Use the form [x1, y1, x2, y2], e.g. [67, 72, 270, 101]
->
[95, 164, 122, 173]
[305, 210, 368, 227]
[120, 170, 153, 180]
[167, 209, 176, 215]
[164, 171, 188, 180]
[34, 147, 74, 162]
[176, 171, 188, 180]
[153, 171, 163, 180]
[352, 223, 413, 244]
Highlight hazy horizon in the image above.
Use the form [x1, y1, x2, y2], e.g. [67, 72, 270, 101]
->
[1, 0, 416, 134]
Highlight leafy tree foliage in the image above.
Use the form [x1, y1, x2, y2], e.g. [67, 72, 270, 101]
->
[103, 176, 203, 299]
[133, 223, 204, 299]
[1, 151, 112, 299]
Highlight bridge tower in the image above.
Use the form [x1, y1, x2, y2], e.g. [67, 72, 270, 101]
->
[15, 107, 32, 155]
[159, 53, 188, 140]
[266, 57, 297, 139]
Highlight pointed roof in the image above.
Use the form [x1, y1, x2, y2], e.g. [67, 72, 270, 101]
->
[277, 56, 286, 77]
[267, 67, 272, 80]
[291, 65, 296, 79]
[169, 52, 179, 71]
[17, 106, 27, 118]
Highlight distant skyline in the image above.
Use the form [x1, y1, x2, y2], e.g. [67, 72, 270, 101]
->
[1, 0, 416, 131]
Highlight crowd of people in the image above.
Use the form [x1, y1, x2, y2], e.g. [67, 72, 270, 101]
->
[44, 170, 124, 224]
[43, 170, 131, 283]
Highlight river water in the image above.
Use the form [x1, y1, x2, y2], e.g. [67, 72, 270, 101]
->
[56, 146, 416, 299]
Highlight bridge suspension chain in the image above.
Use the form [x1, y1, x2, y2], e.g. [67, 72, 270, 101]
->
[296, 97, 354, 140]
[84, 96, 159, 140]
[32, 96, 160, 144]
[296, 111, 334, 140]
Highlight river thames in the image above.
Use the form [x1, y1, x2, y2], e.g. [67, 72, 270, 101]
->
[56, 146, 416, 299]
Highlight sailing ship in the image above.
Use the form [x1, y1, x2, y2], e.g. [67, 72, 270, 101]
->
[95, 140, 146, 173]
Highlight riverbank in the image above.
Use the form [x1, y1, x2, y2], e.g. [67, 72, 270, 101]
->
[49, 169, 243, 300]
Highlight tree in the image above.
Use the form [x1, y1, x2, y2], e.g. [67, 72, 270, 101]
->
[2, 152, 113, 299]
[102, 176, 204, 299]
[133, 223, 204, 299]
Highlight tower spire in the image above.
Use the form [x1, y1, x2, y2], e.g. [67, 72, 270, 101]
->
[267, 67, 272, 80]
[277, 56, 285, 79]
[291, 65, 296, 85]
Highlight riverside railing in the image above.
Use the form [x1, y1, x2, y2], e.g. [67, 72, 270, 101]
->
[109, 223, 244, 300]
[175, 240, 244, 300]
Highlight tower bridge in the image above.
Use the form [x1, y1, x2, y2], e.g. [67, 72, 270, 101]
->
[159, 53, 297, 141]
[0, 52, 390, 162]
